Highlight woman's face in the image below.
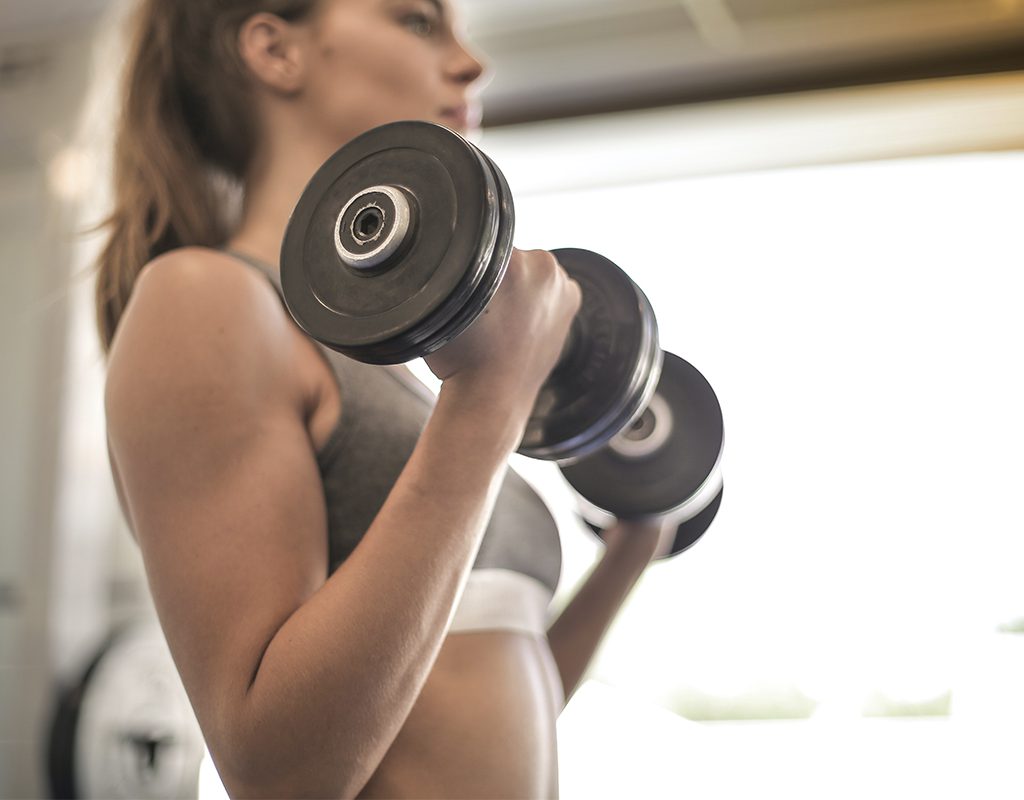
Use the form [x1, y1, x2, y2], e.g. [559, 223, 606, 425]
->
[298, 0, 487, 142]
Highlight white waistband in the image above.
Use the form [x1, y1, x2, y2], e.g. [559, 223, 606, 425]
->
[447, 568, 553, 636]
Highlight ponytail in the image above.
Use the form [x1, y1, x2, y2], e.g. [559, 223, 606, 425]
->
[94, 0, 317, 353]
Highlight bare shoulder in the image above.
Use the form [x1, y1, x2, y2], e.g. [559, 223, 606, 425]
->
[112, 246, 288, 359]
[106, 247, 298, 408]
[104, 246, 309, 514]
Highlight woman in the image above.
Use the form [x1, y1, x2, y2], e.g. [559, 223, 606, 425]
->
[99, 0, 671, 796]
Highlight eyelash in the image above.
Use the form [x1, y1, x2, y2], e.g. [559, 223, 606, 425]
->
[401, 11, 438, 37]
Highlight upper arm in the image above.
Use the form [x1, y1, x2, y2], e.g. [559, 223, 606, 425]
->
[105, 248, 330, 761]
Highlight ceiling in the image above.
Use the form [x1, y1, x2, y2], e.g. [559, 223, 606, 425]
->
[1, 0, 1023, 128]
[457, 0, 1024, 124]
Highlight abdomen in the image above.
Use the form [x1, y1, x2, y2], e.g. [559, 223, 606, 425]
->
[358, 631, 563, 799]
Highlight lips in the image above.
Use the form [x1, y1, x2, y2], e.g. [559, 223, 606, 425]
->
[440, 104, 481, 130]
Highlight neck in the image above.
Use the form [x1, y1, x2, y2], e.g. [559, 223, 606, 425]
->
[228, 133, 342, 274]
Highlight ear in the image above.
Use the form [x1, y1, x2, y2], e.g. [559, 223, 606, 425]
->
[237, 12, 307, 95]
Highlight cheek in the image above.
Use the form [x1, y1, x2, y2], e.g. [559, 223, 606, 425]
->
[312, 20, 438, 113]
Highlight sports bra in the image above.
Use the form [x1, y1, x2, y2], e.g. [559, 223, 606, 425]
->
[225, 250, 562, 636]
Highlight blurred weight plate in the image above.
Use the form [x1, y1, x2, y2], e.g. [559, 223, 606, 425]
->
[667, 483, 724, 556]
[47, 621, 205, 799]
[519, 249, 662, 461]
[561, 351, 723, 518]
[583, 483, 723, 559]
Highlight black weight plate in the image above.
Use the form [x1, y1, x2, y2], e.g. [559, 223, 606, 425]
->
[415, 144, 515, 357]
[519, 249, 662, 460]
[560, 351, 723, 517]
[584, 484, 723, 559]
[281, 121, 510, 363]
[666, 483, 723, 557]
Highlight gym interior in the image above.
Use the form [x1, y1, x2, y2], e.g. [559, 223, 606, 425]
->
[2, 0, 1023, 797]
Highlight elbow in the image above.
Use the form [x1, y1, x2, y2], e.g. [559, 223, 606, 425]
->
[208, 659, 402, 797]
[209, 717, 368, 799]
[213, 751, 360, 800]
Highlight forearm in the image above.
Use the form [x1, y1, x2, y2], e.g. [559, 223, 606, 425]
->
[546, 532, 651, 705]
[227, 381, 531, 797]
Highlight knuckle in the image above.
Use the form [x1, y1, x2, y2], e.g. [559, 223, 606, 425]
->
[541, 251, 560, 271]
[526, 249, 557, 269]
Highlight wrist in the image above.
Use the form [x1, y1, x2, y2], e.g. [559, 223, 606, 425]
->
[599, 519, 668, 568]
[436, 376, 533, 452]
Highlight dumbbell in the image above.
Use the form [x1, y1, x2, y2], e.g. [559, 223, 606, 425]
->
[280, 120, 661, 462]
[280, 121, 723, 548]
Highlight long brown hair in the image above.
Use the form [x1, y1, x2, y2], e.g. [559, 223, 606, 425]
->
[94, 0, 318, 352]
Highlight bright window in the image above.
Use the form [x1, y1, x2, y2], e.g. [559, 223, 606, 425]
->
[483, 138, 1024, 797]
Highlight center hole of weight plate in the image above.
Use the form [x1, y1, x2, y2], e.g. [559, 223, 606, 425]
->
[624, 409, 655, 441]
[608, 393, 673, 459]
[353, 205, 385, 242]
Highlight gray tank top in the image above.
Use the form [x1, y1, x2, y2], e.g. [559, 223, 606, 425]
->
[226, 251, 562, 593]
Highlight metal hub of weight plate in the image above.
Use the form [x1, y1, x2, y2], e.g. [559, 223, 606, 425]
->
[281, 120, 515, 364]
[47, 621, 205, 799]
[519, 249, 662, 461]
[561, 350, 724, 532]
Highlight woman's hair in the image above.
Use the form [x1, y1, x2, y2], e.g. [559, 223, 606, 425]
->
[95, 0, 318, 352]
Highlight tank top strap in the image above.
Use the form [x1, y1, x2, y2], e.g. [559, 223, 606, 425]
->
[221, 248, 282, 292]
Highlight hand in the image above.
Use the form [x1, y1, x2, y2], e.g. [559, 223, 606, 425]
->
[599, 517, 676, 567]
[424, 248, 582, 400]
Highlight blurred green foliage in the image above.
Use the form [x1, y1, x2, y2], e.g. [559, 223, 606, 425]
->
[861, 689, 952, 718]
[666, 682, 817, 721]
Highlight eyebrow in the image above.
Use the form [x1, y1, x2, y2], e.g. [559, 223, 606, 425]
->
[391, 0, 452, 28]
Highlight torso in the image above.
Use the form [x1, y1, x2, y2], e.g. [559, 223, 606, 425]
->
[359, 631, 564, 799]
[112, 252, 565, 797]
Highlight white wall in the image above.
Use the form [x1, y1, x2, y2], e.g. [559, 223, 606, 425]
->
[0, 24, 122, 797]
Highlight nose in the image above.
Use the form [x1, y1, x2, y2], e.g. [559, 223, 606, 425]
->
[447, 37, 489, 90]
